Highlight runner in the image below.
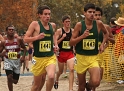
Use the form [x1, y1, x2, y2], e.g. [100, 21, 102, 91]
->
[24, 5, 58, 91]
[0, 25, 26, 91]
[93, 6, 115, 91]
[54, 15, 75, 91]
[69, 3, 109, 91]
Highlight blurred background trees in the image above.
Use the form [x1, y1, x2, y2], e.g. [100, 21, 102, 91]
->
[0, 0, 124, 34]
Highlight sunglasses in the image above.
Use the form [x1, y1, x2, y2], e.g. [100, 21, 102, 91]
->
[8, 29, 14, 31]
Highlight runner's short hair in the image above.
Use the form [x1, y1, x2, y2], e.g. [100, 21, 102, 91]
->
[84, 3, 95, 12]
[6, 25, 15, 31]
[37, 5, 50, 14]
[95, 6, 103, 16]
[62, 15, 70, 22]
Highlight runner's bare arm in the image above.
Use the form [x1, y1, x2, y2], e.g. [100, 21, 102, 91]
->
[0, 34, 4, 41]
[50, 22, 56, 33]
[51, 23, 57, 46]
[98, 21, 109, 46]
[19, 37, 27, 62]
[70, 22, 88, 46]
[19, 38, 27, 57]
[105, 25, 115, 44]
[55, 29, 64, 44]
[24, 21, 41, 43]
[0, 40, 5, 56]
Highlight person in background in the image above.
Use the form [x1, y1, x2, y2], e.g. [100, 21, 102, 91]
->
[0, 25, 26, 91]
[114, 17, 124, 34]
[93, 6, 115, 91]
[54, 15, 75, 91]
[110, 17, 118, 35]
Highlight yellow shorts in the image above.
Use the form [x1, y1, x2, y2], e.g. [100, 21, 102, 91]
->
[31, 55, 57, 76]
[97, 52, 105, 68]
[75, 54, 99, 74]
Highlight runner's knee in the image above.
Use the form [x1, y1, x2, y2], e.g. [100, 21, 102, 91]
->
[69, 67, 74, 73]
[90, 79, 100, 87]
[47, 73, 55, 79]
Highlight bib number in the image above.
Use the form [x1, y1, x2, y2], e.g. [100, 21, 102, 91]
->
[83, 39, 95, 50]
[39, 41, 51, 52]
[8, 52, 17, 59]
[62, 41, 71, 49]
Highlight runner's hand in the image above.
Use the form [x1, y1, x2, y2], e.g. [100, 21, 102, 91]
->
[1, 50, 6, 56]
[81, 29, 89, 38]
[54, 45, 59, 52]
[36, 32, 45, 40]
[99, 44, 104, 53]
[62, 33, 66, 38]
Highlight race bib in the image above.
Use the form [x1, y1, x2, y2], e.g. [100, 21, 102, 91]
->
[83, 39, 95, 50]
[8, 52, 17, 59]
[62, 41, 71, 49]
[39, 41, 51, 52]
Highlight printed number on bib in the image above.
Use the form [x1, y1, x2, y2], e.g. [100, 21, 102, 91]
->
[83, 39, 95, 50]
[8, 52, 17, 59]
[62, 41, 71, 49]
[32, 59, 36, 64]
[4, 63, 10, 69]
[39, 41, 51, 52]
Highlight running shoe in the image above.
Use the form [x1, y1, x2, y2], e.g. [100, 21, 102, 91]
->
[54, 81, 58, 89]
[85, 82, 92, 91]
[63, 74, 68, 78]
[26, 67, 29, 72]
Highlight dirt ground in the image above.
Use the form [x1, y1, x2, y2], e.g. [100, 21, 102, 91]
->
[0, 61, 124, 91]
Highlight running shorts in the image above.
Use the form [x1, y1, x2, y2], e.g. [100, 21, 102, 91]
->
[57, 51, 74, 63]
[31, 55, 57, 76]
[75, 54, 99, 74]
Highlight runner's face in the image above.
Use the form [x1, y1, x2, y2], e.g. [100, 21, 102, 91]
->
[84, 9, 95, 20]
[63, 19, 71, 28]
[39, 9, 51, 23]
[94, 11, 102, 20]
[7, 27, 15, 37]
